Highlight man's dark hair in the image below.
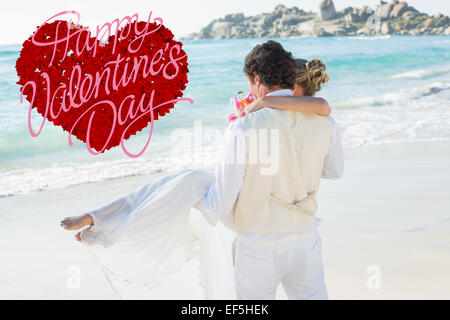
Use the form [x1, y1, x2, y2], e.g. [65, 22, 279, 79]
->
[243, 40, 296, 90]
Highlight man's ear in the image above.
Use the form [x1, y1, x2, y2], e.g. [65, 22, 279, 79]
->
[254, 74, 260, 85]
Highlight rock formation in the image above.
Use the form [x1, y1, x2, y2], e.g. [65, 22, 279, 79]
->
[319, 0, 337, 21]
[184, 0, 450, 39]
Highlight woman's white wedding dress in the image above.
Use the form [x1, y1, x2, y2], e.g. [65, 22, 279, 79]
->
[80, 169, 238, 299]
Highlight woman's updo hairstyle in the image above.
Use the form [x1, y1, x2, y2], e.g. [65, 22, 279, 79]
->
[294, 59, 329, 96]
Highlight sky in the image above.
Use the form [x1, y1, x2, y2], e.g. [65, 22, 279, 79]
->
[1, 0, 449, 44]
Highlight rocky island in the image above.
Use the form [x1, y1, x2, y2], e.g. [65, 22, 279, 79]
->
[185, 0, 450, 39]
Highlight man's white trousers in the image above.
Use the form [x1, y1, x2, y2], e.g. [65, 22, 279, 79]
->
[233, 230, 328, 300]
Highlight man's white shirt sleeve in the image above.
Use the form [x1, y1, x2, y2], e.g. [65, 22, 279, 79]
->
[195, 120, 246, 218]
[321, 117, 344, 179]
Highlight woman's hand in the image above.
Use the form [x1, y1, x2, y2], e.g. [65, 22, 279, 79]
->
[245, 98, 266, 114]
[312, 98, 331, 116]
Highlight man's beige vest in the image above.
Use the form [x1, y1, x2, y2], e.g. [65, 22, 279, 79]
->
[233, 107, 332, 235]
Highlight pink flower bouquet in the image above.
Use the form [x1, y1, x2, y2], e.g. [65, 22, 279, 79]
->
[228, 91, 255, 123]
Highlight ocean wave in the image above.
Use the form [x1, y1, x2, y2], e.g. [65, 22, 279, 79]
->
[288, 35, 317, 39]
[391, 68, 450, 80]
[333, 81, 450, 109]
[350, 35, 391, 40]
[0, 50, 19, 57]
[421, 82, 450, 96]
[0, 145, 220, 197]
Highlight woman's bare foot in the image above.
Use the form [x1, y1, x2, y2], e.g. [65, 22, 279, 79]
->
[60, 214, 93, 231]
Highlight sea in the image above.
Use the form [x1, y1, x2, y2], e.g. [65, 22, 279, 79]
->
[1, 35, 450, 197]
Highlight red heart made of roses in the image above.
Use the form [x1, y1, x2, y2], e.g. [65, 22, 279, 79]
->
[16, 11, 190, 157]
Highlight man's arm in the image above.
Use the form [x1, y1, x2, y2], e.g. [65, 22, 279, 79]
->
[322, 117, 344, 179]
[195, 121, 246, 218]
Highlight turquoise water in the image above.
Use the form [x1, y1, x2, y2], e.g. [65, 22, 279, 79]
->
[1, 35, 450, 196]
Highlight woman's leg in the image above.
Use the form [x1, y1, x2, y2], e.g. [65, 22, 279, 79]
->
[60, 169, 215, 246]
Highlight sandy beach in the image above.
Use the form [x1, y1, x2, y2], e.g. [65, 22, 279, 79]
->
[1, 140, 449, 299]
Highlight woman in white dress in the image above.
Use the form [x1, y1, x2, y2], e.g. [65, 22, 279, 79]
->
[60, 59, 332, 299]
